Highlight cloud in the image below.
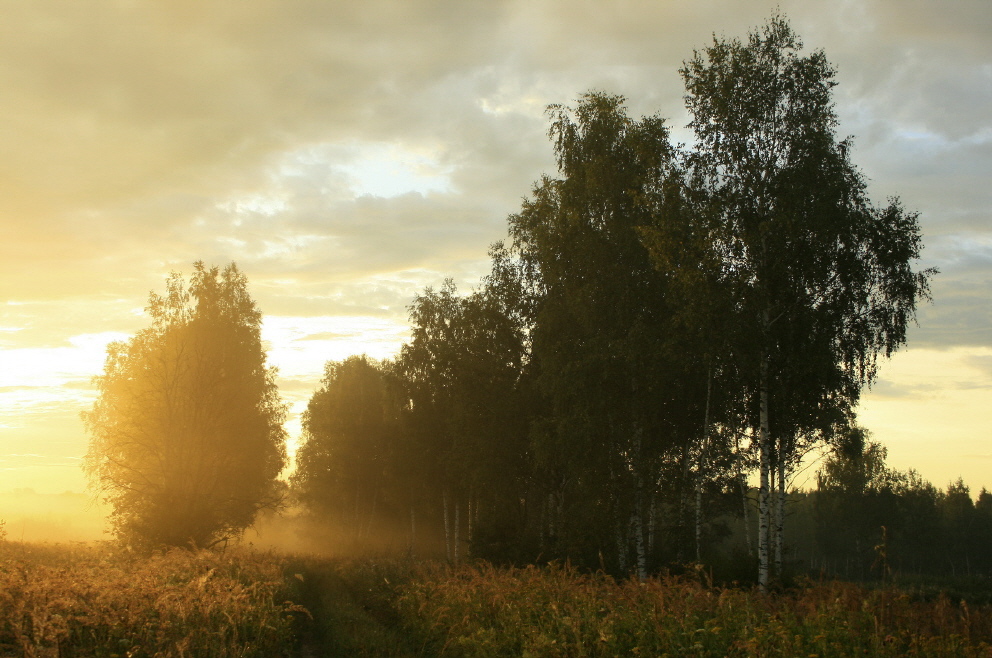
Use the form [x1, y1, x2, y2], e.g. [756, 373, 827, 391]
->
[1, 1, 986, 345]
[1, 1, 990, 491]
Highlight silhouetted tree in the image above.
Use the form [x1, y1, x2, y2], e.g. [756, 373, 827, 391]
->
[680, 14, 934, 589]
[291, 355, 405, 543]
[507, 92, 709, 577]
[83, 263, 286, 549]
[813, 427, 898, 578]
[398, 278, 530, 564]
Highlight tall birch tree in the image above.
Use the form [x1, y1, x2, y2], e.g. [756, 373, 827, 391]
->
[507, 93, 702, 576]
[680, 14, 934, 589]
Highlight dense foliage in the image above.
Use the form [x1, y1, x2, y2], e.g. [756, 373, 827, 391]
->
[291, 15, 934, 586]
[83, 262, 286, 549]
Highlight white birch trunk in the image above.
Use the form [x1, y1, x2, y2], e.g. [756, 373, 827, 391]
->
[758, 350, 772, 592]
[696, 366, 712, 564]
[678, 444, 691, 561]
[454, 500, 460, 566]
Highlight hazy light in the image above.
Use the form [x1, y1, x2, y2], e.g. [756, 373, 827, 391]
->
[0, 332, 127, 389]
[858, 346, 992, 489]
[262, 314, 408, 380]
[262, 313, 409, 469]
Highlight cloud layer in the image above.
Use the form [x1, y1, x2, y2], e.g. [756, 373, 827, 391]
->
[1, 0, 989, 491]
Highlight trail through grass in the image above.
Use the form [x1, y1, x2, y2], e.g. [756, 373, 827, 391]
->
[5, 541, 992, 656]
[288, 559, 992, 657]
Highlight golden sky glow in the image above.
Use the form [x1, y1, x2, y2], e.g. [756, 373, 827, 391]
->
[1, 0, 990, 502]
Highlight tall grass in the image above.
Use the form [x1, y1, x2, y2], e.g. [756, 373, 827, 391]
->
[6, 541, 992, 657]
[0, 541, 301, 657]
[397, 562, 992, 657]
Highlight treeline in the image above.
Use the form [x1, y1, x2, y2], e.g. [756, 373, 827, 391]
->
[290, 16, 935, 589]
[81, 15, 938, 587]
[291, 353, 992, 585]
[796, 436, 992, 582]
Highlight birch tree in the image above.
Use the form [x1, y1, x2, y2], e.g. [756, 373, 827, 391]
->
[681, 14, 934, 589]
[83, 263, 286, 550]
[507, 93, 703, 577]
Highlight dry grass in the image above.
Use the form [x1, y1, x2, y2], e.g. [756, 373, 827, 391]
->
[6, 540, 992, 657]
[0, 541, 301, 657]
[397, 562, 992, 657]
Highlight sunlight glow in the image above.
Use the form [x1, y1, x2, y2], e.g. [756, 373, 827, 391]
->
[0, 332, 128, 389]
[262, 315, 407, 381]
[858, 346, 992, 489]
[337, 143, 455, 198]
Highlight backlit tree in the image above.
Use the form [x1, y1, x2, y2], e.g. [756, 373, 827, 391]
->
[83, 263, 286, 549]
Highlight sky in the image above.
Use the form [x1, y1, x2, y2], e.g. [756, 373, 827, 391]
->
[0, 0, 989, 499]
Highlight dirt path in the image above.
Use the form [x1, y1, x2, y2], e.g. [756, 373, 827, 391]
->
[283, 557, 424, 657]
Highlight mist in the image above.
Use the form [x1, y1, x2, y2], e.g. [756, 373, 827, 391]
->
[0, 489, 109, 543]
[245, 505, 448, 561]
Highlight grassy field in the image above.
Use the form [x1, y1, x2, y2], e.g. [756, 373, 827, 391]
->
[0, 541, 302, 657]
[4, 540, 992, 656]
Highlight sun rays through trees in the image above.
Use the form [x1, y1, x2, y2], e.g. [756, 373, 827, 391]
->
[83, 262, 286, 550]
[290, 15, 933, 586]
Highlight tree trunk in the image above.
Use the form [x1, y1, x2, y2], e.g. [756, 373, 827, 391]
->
[539, 493, 546, 550]
[467, 497, 474, 545]
[615, 515, 628, 574]
[366, 485, 379, 540]
[696, 366, 713, 564]
[741, 472, 753, 558]
[758, 349, 772, 592]
[354, 489, 362, 537]
[648, 488, 657, 556]
[409, 505, 416, 558]
[454, 500, 461, 565]
[736, 432, 754, 558]
[634, 474, 648, 581]
[443, 491, 451, 564]
[774, 452, 786, 578]
[677, 441, 692, 562]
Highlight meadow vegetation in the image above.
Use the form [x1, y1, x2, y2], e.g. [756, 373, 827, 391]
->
[0, 541, 301, 657]
[395, 562, 992, 657]
[5, 538, 990, 657]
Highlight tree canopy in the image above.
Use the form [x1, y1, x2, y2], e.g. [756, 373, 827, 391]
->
[288, 14, 934, 585]
[678, 13, 934, 588]
[83, 262, 286, 549]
